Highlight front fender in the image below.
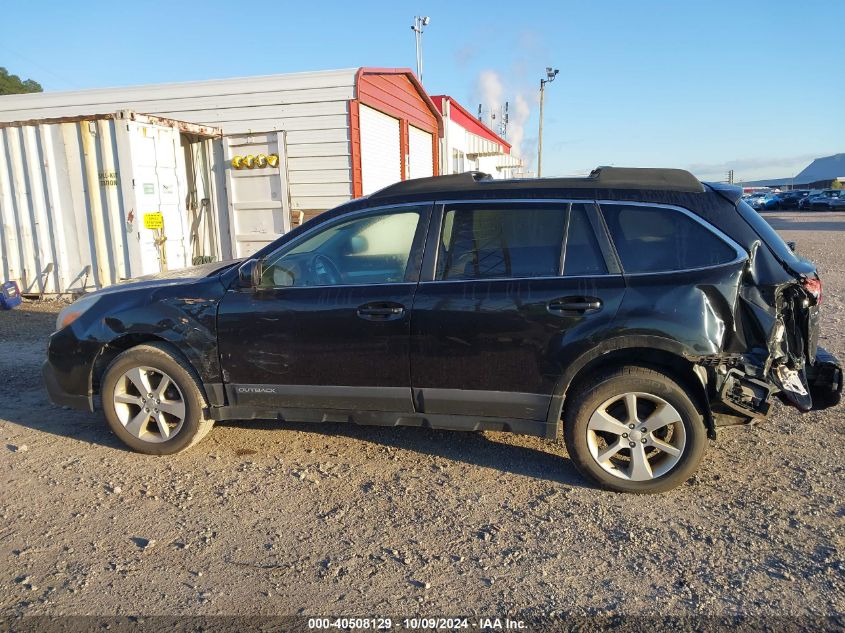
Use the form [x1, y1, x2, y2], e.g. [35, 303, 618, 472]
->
[45, 278, 224, 405]
[96, 284, 223, 385]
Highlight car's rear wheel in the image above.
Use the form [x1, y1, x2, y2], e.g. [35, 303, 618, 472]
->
[101, 343, 214, 454]
[564, 366, 707, 493]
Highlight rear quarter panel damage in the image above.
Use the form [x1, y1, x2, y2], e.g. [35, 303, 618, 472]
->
[616, 263, 746, 356]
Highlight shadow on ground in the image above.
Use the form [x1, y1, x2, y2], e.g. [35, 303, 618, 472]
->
[6, 387, 590, 488]
[226, 417, 588, 487]
[4, 389, 127, 451]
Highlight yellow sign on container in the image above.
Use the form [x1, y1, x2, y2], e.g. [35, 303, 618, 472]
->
[143, 212, 164, 229]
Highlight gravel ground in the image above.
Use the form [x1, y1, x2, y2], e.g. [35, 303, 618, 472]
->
[0, 211, 843, 628]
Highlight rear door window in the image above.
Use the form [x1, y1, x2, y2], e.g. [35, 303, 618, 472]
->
[601, 204, 739, 274]
[436, 205, 566, 280]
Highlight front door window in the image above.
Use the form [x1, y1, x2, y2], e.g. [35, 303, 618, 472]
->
[260, 210, 422, 288]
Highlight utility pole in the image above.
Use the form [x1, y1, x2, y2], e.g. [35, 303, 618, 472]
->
[537, 67, 558, 177]
[411, 16, 430, 84]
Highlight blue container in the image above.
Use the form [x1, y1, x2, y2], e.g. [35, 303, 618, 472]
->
[0, 281, 22, 310]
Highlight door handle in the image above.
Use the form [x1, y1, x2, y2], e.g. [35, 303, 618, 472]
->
[356, 302, 405, 321]
[547, 297, 603, 315]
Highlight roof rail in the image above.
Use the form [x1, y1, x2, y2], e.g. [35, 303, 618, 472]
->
[586, 166, 704, 192]
[367, 167, 704, 200]
[369, 171, 492, 199]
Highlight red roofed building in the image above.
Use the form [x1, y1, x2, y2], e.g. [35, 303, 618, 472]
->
[431, 95, 524, 179]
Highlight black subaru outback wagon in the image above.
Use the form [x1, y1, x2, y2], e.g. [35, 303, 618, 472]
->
[44, 167, 842, 493]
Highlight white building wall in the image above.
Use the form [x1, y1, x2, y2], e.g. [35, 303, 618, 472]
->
[0, 69, 358, 216]
[441, 116, 521, 179]
[443, 118, 477, 174]
[477, 155, 521, 179]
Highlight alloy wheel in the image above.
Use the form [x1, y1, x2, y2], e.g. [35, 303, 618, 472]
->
[586, 391, 686, 481]
[112, 366, 186, 443]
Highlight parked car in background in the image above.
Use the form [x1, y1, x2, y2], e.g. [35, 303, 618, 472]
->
[827, 195, 845, 211]
[744, 192, 768, 208]
[751, 193, 782, 211]
[811, 190, 845, 210]
[43, 168, 842, 494]
[779, 190, 810, 210]
[800, 189, 838, 210]
[798, 193, 818, 210]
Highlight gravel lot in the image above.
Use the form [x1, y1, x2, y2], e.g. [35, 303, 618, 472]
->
[1, 211, 843, 627]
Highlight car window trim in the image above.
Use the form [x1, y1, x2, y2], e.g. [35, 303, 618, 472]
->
[419, 203, 444, 283]
[420, 198, 620, 283]
[558, 202, 572, 275]
[243, 281, 422, 291]
[251, 202, 433, 290]
[419, 273, 623, 285]
[595, 200, 748, 276]
[583, 202, 622, 275]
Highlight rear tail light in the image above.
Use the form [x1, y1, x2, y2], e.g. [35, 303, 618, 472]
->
[803, 276, 822, 305]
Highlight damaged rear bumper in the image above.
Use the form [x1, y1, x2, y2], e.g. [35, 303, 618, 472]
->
[771, 345, 842, 412]
[805, 346, 842, 410]
[709, 346, 840, 423]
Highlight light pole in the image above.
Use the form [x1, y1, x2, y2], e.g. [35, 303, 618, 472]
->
[411, 16, 430, 84]
[537, 66, 558, 177]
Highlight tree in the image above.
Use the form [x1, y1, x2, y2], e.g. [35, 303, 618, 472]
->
[0, 67, 43, 95]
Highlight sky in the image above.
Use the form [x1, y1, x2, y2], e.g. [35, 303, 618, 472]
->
[3, 0, 843, 181]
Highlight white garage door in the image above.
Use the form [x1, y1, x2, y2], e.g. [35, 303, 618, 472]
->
[408, 125, 434, 179]
[360, 105, 401, 195]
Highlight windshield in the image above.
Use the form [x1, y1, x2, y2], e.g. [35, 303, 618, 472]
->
[736, 200, 802, 267]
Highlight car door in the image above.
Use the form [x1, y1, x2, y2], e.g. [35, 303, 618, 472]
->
[217, 203, 431, 413]
[410, 200, 626, 423]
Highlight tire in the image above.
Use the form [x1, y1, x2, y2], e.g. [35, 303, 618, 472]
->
[563, 366, 707, 493]
[101, 343, 214, 455]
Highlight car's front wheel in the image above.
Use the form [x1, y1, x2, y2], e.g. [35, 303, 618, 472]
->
[564, 366, 708, 493]
[101, 343, 214, 454]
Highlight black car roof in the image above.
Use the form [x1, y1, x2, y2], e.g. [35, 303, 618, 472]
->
[368, 167, 707, 202]
[298, 167, 754, 248]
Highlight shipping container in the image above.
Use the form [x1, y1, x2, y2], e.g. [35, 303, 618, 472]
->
[0, 111, 222, 293]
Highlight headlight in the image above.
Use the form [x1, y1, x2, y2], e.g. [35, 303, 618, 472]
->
[56, 294, 100, 331]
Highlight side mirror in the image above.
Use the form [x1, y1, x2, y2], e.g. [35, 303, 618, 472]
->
[238, 259, 262, 287]
[787, 241, 797, 252]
